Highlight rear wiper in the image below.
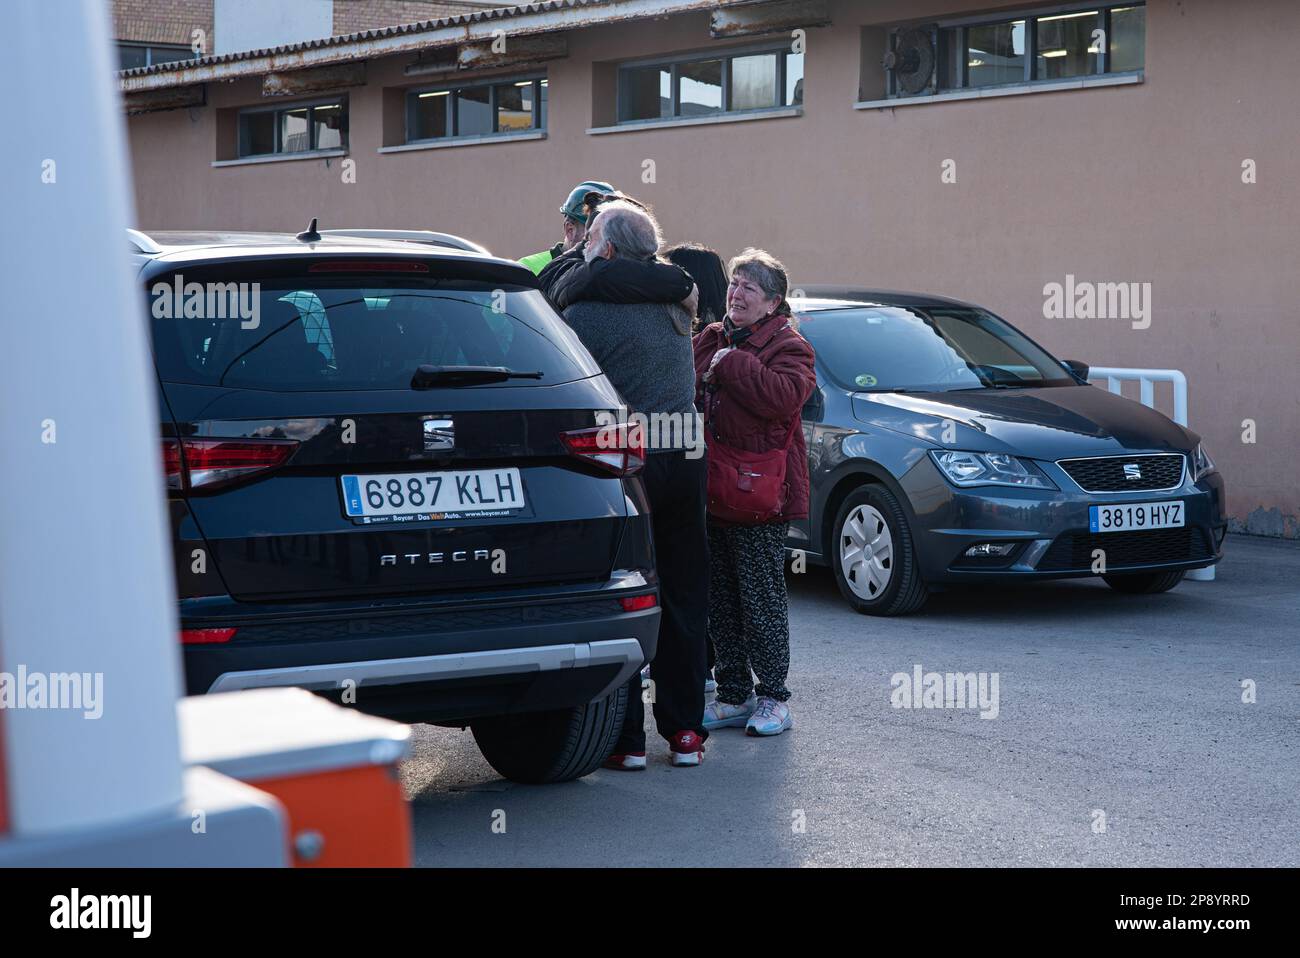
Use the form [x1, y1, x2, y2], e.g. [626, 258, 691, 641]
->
[410, 365, 544, 388]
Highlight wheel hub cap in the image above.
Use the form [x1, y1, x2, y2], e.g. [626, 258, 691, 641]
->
[839, 504, 894, 600]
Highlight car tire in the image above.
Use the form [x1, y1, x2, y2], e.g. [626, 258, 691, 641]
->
[470, 681, 628, 784]
[831, 484, 928, 616]
[1102, 569, 1186, 594]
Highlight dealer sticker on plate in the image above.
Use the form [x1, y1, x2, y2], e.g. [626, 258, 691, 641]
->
[1089, 500, 1184, 533]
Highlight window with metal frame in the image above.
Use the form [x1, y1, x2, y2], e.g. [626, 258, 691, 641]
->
[886, 2, 1144, 98]
[616, 45, 804, 124]
[237, 98, 349, 158]
[405, 76, 548, 143]
[118, 42, 197, 71]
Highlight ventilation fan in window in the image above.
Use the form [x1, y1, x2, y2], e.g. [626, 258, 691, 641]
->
[884, 26, 938, 96]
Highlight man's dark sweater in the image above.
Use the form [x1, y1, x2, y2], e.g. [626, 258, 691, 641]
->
[562, 299, 697, 453]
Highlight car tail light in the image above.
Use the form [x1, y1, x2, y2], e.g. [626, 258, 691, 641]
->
[561, 424, 645, 476]
[163, 438, 299, 492]
[180, 627, 237, 645]
[162, 438, 184, 490]
[618, 594, 658, 612]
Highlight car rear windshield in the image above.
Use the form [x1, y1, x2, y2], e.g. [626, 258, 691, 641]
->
[149, 272, 598, 390]
[796, 305, 1076, 392]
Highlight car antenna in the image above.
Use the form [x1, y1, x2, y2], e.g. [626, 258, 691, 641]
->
[296, 217, 321, 243]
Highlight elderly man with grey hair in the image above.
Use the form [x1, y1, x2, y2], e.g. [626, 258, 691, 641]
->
[559, 199, 710, 770]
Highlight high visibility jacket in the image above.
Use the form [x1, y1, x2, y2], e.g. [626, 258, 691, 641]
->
[520, 242, 562, 276]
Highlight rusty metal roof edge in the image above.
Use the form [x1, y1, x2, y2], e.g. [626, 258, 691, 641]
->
[118, 0, 725, 93]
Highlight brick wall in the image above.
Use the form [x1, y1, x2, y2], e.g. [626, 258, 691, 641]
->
[331, 2, 506, 36]
[113, 0, 214, 46]
[112, 1, 503, 49]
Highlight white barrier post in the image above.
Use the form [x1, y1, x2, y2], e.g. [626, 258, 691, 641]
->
[0, 0, 187, 836]
[1088, 367, 1213, 582]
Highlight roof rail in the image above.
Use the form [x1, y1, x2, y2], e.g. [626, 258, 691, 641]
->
[126, 228, 163, 254]
[319, 229, 491, 256]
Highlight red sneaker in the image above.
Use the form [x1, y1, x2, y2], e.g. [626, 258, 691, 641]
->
[604, 751, 646, 771]
[669, 730, 704, 767]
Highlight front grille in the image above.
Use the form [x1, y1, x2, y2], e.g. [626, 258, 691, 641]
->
[224, 598, 625, 644]
[1037, 527, 1212, 572]
[1058, 454, 1185, 492]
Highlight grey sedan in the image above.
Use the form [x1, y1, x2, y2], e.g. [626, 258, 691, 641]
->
[788, 290, 1226, 615]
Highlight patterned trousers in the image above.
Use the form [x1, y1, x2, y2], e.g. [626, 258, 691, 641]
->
[707, 520, 792, 704]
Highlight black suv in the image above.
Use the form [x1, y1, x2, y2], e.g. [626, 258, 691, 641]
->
[132, 227, 659, 783]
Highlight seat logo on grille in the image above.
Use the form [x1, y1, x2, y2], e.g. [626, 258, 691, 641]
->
[1123, 463, 1143, 480]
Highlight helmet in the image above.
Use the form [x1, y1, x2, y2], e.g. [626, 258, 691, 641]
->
[560, 180, 615, 224]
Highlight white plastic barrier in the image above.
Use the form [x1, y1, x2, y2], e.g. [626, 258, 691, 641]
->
[1087, 367, 1214, 582]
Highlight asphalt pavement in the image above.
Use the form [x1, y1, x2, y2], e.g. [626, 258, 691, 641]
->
[401, 534, 1299, 867]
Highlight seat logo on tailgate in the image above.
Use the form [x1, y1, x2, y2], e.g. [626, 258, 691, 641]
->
[424, 418, 454, 451]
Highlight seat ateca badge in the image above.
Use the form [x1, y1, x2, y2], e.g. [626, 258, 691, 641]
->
[424, 417, 454, 452]
[1123, 463, 1143, 480]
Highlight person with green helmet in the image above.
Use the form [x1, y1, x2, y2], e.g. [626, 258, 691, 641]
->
[519, 179, 615, 275]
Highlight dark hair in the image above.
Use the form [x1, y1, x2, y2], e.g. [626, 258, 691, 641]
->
[665, 243, 728, 330]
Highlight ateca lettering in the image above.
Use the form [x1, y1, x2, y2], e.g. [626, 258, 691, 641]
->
[1042, 274, 1152, 330]
[889, 664, 999, 719]
[50, 889, 151, 939]
[151, 273, 261, 329]
[0, 666, 103, 719]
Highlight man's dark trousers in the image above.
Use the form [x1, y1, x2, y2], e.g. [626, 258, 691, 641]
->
[614, 448, 710, 752]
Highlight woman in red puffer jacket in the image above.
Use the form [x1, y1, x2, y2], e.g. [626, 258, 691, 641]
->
[693, 248, 815, 738]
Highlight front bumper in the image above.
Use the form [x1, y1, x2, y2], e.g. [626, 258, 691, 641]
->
[181, 572, 659, 723]
[910, 461, 1227, 583]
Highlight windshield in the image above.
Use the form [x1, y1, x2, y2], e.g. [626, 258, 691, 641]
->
[796, 305, 1077, 392]
[150, 274, 597, 391]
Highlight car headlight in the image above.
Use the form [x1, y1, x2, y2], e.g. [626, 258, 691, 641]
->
[930, 450, 1058, 489]
[1191, 442, 1216, 481]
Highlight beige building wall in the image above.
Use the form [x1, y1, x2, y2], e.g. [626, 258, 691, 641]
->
[124, 0, 1300, 535]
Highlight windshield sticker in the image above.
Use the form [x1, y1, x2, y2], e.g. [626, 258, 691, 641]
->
[855, 374, 878, 387]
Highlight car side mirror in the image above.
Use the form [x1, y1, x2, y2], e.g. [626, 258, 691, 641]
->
[1062, 359, 1089, 380]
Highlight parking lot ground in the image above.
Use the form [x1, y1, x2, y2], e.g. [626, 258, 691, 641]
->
[401, 534, 1300, 867]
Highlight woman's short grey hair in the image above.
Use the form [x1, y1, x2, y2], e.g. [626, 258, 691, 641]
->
[729, 248, 792, 315]
[595, 200, 663, 261]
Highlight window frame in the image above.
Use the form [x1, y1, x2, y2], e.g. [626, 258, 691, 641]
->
[615, 42, 803, 126]
[118, 41, 197, 69]
[404, 74, 548, 144]
[887, 1, 1144, 99]
[237, 96, 349, 159]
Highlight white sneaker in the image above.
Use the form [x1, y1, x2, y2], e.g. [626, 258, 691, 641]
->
[746, 697, 793, 736]
[703, 695, 756, 730]
[704, 677, 718, 695]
